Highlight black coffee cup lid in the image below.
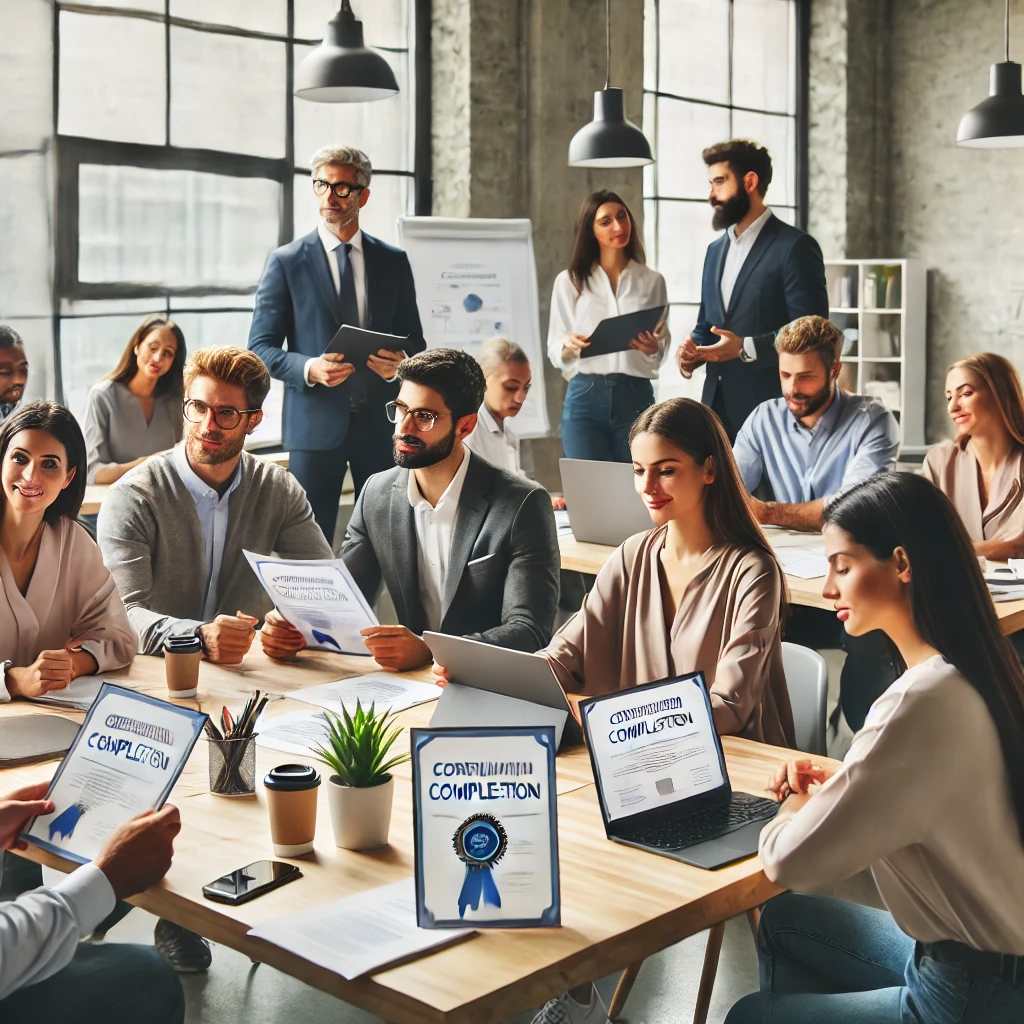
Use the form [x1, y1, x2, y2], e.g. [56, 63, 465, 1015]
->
[264, 763, 321, 791]
[164, 634, 202, 654]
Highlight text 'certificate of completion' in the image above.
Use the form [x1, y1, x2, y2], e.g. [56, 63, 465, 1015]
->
[411, 726, 559, 929]
[23, 684, 206, 864]
[245, 551, 378, 655]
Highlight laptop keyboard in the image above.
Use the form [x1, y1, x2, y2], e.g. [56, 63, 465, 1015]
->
[618, 791, 778, 851]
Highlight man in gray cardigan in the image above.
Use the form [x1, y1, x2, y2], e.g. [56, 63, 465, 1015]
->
[98, 346, 332, 661]
[260, 348, 560, 671]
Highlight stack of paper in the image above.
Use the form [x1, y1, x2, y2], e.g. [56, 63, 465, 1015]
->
[27, 676, 107, 711]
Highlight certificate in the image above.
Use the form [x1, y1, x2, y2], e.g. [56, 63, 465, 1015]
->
[244, 550, 378, 655]
[411, 726, 559, 929]
[23, 684, 206, 864]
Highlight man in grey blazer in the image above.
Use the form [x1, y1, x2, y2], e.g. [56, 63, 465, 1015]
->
[260, 348, 560, 671]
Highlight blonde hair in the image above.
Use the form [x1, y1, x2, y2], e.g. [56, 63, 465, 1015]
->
[774, 315, 843, 370]
[183, 346, 271, 410]
[477, 336, 529, 378]
[949, 353, 1024, 448]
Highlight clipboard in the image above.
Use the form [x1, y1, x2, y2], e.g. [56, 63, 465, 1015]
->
[324, 325, 408, 364]
[580, 305, 667, 359]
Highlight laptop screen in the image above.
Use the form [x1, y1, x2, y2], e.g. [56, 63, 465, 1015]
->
[581, 674, 728, 824]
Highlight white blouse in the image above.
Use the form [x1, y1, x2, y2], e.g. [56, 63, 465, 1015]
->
[465, 404, 524, 477]
[547, 260, 671, 381]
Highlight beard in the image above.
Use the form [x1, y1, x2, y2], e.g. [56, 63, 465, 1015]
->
[786, 379, 834, 419]
[186, 428, 246, 466]
[320, 201, 359, 234]
[393, 427, 457, 469]
[711, 189, 751, 231]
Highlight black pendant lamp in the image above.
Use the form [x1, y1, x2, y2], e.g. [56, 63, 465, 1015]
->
[568, 0, 653, 167]
[957, 0, 1024, 147]
[295, 0, 399, 103]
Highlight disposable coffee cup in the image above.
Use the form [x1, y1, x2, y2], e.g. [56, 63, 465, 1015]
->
[163, 634, 202, 698]
[264, 764, 321, 857]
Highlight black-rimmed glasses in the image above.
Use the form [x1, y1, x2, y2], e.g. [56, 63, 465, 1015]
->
[183, 399, 260, 431]
[385, 401, 448, 432]
[312, 179, 366, 200]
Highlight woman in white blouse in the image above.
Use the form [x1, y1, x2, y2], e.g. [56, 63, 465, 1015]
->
[548, 191, 670, 462]
[466, 336, 531, 477]
[725, 472, 1024, 1024]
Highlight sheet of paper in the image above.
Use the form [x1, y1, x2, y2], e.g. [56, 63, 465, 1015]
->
[244, 551, 378, 654]
[554, 509, 572, 536]
[27, 676, 107, 711]
[769, 540, 829, 579]
[256, 709, 334, 756]
[287, 674, 442, 717]
[248, 878, 474, 980]
[23, 684, 206, 864]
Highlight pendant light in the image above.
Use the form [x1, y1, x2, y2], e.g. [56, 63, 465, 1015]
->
[568, 0, 654, 167]
[957, 0, 1024, 147]
[295, 0, 400, 103]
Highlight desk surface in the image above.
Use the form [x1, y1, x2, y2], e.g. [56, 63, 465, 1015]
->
[2, 649, 806, 1024]
[559, 531, 1024, 635]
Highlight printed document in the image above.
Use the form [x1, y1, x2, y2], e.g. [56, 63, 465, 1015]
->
[287, 674, 442, 717]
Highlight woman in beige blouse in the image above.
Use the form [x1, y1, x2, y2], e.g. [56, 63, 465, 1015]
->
[545, 397, 794, 747]
[922, 352, 1024, 559]
[726, 473, 1024, 1024]
[0, 402, 136, 701]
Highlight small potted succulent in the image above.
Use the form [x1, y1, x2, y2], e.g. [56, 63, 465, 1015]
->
[312, 701, 408, 850]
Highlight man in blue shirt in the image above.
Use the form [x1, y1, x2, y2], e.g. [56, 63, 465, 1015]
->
[733, 315, 900, 732]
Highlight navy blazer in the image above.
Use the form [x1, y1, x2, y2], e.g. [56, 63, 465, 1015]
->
[247, 229, 425, 451]
[693, 214, 828, 433]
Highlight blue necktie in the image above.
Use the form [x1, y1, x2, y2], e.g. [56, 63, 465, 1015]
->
[335, 242, 365, 407]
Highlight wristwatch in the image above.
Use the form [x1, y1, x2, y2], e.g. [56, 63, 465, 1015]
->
[738, 337, 756, 363]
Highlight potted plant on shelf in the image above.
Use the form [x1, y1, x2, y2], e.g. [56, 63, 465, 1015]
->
[312, 700, 408, 851]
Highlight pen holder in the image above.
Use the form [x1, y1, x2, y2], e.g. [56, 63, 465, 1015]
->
[208, 736, 258, 796]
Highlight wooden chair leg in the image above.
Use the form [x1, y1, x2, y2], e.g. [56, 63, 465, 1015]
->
[607, 958, 644, 1019]
[746, 906, 761, 940]
[692, 921, 726, 1024]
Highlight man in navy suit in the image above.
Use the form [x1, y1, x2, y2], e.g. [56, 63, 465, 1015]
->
[678, 139, 828, 440]
[248, 145, 425, 544]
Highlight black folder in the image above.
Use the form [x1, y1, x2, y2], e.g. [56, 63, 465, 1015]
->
[0, 715, 81, 767]
[324, 325, 409, 364]
[580, 305, 668, 359]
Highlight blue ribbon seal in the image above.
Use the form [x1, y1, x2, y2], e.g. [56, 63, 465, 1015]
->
[453, 814, 507, 918]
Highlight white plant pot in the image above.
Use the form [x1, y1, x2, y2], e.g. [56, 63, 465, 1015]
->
[326, 775, 394, 850]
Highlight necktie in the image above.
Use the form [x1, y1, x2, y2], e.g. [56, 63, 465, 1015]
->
[335, 242, 366, 407]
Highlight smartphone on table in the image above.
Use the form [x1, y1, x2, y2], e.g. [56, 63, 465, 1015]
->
[202, 860, 302, 905]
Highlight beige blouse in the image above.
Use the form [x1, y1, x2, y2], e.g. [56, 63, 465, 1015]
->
[544, 527, 794, 747]
[760, 656, 1024, 954]
[922, 437, 1024, 542]
[0, 517, 136, 700]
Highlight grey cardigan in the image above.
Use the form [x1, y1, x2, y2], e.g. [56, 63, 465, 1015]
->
[97, 450, 333, 654]
[341, 451, 560, 652]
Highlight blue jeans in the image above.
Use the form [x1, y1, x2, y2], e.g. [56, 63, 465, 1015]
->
[560, 373, 655, 463]
[726, 893, 1024, 1023]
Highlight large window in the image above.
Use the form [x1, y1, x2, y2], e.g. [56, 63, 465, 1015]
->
[643, 0, 808, 400]
[48, 0, 428, 445]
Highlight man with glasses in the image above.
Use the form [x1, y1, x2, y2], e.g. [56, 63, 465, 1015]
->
[259, 349, 559, 670]
[248, 144, 425, 546]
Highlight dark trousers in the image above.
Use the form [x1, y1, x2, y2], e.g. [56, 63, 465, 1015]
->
[785, 606, 898, 733]
[710, 385, 738, 443]
[290, 405, 394, 546]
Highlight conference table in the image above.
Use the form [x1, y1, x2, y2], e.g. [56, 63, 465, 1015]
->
[0, 647, 816, 1024]
[559, 530, 1024, 635]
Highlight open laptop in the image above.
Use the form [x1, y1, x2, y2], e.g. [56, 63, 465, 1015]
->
[559, 459, 652, 546]
[579, 673, 778, 869]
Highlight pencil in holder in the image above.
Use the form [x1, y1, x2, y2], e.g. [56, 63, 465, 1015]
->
[208, 735, 258, 796]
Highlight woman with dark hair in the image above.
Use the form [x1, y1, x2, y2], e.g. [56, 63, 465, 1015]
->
[544, 398, 794, 745]
[547, 190, 670, 462]
[0, 401, 136, 700]
[923, 352, 1024, 560]
[726, 472, 1024, 1024]
[84, 314, 185, 484]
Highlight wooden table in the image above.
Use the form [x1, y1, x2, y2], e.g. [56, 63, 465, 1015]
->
[560, 531, 1024, 635]
[2, 649, 806, 1024]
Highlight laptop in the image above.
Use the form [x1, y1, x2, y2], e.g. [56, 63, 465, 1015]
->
[559, 459, 652, 546]
[579, 673, 779, 869]
[423, 632, 582, 749]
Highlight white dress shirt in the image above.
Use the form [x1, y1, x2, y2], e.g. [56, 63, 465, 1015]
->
[408, 445, 473, 632]
[171, 446, 243, 622]
[465, 403, 523, 477]
[0, 862, 115, 1000]
[719, 206, 773, 362]
[547, 260, 671, 380]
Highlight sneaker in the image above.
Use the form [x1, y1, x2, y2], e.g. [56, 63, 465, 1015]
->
[530, 988, 610, 1024]
[153, 918, 213, 973]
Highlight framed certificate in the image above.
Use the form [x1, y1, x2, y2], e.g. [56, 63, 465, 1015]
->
[22, 683, 206, 864]
[411, 726, 560, 929]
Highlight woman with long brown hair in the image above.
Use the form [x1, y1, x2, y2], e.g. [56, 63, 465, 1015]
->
[922, 352, 1024, 560]
[544, 397, 794, 746]
[547, 190, 670, 462]
[83, 315, 186, 484]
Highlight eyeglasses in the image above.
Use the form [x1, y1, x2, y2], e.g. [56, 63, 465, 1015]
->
[312, 179, 365, 200]
[385, 401, 448, 432]
[183, 399, 260, 431]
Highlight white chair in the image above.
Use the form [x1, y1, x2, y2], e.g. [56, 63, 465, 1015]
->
[781, 641, 829, 756]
